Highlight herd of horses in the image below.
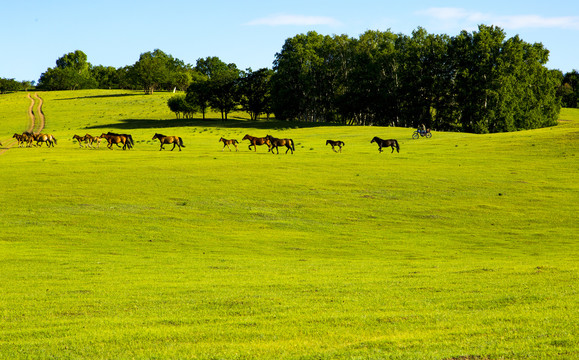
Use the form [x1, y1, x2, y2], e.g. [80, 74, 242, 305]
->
[12, 132, 57, 147]
[9, 131, 401, 154]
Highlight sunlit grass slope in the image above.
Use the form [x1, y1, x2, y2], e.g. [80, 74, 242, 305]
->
[0, 90, 577, 359]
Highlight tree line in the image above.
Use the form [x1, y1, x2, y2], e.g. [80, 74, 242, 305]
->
[271, 26, 564, 133]
[2, 25, 578, 133]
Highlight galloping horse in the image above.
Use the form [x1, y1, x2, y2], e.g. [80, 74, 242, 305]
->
[107, 132, 134, 149]
[100, 133, 131, 150]
[266, 135, 295, 154]
[85, 134, 103, 148]
[219, 137, 239, 151]
[13, 133, 27, 147]
[326, 140, 345, 153]
[73, 134, 90, 148]
[73, 134, 101, 148]
[13, 132, 34, 147]
[371, 136, 399, 153]
[152, 133, 185, 151]
[34, 133, 57, 147]
[242, 134, 271, 152]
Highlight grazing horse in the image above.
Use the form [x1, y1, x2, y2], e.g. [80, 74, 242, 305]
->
[34, 133, 57, 147]
[219, 137, 239, 151]
[242, 134, 271, 152]
[100, 133, 131, 150]
[371, 136, 399, 153]
[326, 140, 345, 153]
[266, 134, 295, 154]
[152, 133, 185, 151]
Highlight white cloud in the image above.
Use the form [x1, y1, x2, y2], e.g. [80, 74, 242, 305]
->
[245, 14, 341, 27]
[418, 7, 579, 30]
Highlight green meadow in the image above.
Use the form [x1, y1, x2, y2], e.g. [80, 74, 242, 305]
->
[0, 90, 577, 359]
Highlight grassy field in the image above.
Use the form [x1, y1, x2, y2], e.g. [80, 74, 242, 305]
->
[0, 90, 577, 359]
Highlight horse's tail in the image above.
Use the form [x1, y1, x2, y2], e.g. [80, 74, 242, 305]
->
[179, 137, 185, 147]
[234, 139, 238, 144]
[52, 136, 57, 145]
[127, 135, 134, 146]
[395, 140, 399, 153]
[291, 139, 295, 152]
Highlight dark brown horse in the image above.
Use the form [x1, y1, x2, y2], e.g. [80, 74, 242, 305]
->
[326, 140, 345, 153]
[101, 133, 131, 150]
[219, 137, 238, 151]
[371, 136, 399, 153]
[266, 135, 295, 154]
[242, 134, 271, 152]
[152, 133, 185, 151]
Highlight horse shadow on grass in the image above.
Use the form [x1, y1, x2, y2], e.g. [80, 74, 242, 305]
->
[85, 117, 345, 131]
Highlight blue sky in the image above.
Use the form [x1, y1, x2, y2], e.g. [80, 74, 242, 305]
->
[2, 0, 578, 82]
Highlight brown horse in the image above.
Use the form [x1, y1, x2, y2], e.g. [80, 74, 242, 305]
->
[219, 137, 238, 151]
[34, 133, 57, 147]
[242, 134, 271, 152]
[73, 134, 101, 148]
[85, 134, 103, 148]
[326, 140, 345, 153]
[13, 132, 34, 147]
[73, 134, 90, 148]
[371, 136, 399, 153]
[152, 133, 185, 151]
[101, 133, 131, 150]
[266, 135, 295, 154]
[13, 133, 27, 147]
[107, 132, 134, 149]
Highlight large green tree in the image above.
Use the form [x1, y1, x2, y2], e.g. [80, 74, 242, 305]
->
[130, 49, 171, 94]
[238, 68, 273, 120]
[559, 70, 579, 108]
[186, 56, 241, 120]
[38, 50, 97, 90]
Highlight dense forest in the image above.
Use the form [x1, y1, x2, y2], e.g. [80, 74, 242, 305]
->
[1, 25, 578, 133]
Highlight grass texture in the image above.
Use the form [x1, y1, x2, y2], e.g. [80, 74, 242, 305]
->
[0, 90, 577, 359]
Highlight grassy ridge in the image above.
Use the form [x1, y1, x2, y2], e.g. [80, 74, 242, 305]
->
[0, 90, 577, 359]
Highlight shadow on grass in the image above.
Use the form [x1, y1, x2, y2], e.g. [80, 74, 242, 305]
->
[85, 117, 347, 131]
[56, 93, 142, 101]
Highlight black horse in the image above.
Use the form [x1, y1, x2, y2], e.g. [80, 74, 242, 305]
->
[370, 136, 399, 153]
[326, 140, 345, 153]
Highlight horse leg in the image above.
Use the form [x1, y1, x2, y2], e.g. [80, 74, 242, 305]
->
[391, 146, 395, 153]
[234, 144, 238, 152]
[171, 143, 176, 151]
